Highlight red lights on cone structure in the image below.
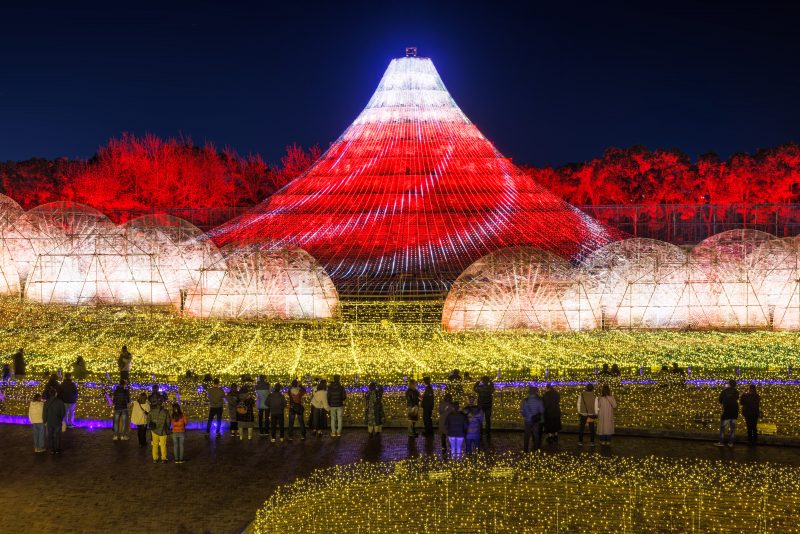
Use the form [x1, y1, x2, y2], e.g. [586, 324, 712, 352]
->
[211, 54, 620, 295]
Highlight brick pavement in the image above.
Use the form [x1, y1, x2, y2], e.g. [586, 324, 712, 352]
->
[0, 424, 798, 534]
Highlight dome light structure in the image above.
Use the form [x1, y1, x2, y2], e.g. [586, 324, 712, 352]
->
[442, 247, 596, 331]
[183, 245, 339, 320]
[0, 194, 24, 296]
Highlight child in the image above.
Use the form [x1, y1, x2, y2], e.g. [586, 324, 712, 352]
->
[171, 403, 188, 464]
[29, 393, 45, 453]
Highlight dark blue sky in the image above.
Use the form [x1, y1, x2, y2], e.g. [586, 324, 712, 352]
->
[1, 1, 799, 166]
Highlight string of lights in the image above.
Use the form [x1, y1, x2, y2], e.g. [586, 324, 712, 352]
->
[1, 300, 798, 379]
[251, 453, 800, 532]
[210, 56, 620, 296]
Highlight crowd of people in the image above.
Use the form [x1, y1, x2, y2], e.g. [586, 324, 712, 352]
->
[15, 345, 766, 461]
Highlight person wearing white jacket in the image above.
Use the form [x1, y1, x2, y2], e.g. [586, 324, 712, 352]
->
[594, 384, 617, 445]
[28, 393, 46, 453]
[310, 380, 330, 437]
[130, 392, 151, 447]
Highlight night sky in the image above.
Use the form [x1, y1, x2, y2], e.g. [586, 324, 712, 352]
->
[2, 1, 799, 167]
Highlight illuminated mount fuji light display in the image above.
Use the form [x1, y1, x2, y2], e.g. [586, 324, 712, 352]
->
[211, 54, 620, 295]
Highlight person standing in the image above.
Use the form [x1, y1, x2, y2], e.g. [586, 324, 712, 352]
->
[12, 348, 26, 378]
[438, 392, 455, 452]
[72, 356, 87, 380]
[447, 369, 463, 403]
[205, 378, 225, 436]
[236, 385, 256, 441]
[226, 383, 240, 437]
[577, 384, 597, 446]
[421, 376, 435, 436]
[310, 379, 329, 437]
[405, 379, 421, 438]
[130, 392, 150, 447]
[327, 375, 346, 438]
[445, 401, 467, 457]
[111, 380, 130, 441]
[43, 387, 65, 454]
[170, 403, 189, 464]
[147, 398, 170, 464]
[60, 373, 78, 429]
[716, 379, 739, 447]
[43, 374, 61, 400]
[542, 384, 562, 443]
[364, 381, 385, 435]
[268, 383, 286, 443]
[255, 375, 270, 436]
[473, 376, 495, 440]
[117, 345, 132, 382]
[287, 379, 306, 441]
[520, 385, 545, 452]
[148, 384, 163, 408]
[740, 384, 760, 445]
[595, 384, 617, 445]
[28, 393, 46, 453]
[462, 395, 484, 454]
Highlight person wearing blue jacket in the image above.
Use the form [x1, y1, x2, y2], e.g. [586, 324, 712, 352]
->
[520, 386, 545, 452]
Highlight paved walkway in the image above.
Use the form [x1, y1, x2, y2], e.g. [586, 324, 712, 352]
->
[1, 424, 798, 534]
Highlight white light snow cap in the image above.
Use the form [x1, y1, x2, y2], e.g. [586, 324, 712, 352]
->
[354, 57, 470, 124]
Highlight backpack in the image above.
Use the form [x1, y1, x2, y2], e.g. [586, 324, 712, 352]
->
[236, 401, 247, 415]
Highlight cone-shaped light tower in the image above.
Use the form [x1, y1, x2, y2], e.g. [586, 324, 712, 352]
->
[211, 52, 620, 296]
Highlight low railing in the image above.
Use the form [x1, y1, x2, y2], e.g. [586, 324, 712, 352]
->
[101, 203, 800, 244]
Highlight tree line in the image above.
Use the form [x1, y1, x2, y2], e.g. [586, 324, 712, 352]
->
[3, 135, 799, 226]
[0, 134, 320, 222]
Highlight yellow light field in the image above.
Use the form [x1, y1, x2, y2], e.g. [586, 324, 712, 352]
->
[1, 299, 799, 380]
[251, 453, 800, 533]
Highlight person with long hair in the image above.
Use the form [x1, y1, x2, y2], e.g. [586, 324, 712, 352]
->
[405, 379, 421, 438]
[542, 384, 562, 443]
[310, 379, 329, 437]
[171, 403, 189, 463]
[287, 379, 307, 441]
[28, 393, 46, 453]
[594, 384, 617, 445]
[236, 385, 256, 440]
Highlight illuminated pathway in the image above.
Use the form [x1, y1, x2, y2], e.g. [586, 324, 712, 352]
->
[0, 425, 798, 533]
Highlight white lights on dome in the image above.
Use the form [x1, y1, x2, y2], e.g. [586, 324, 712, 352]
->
[443, 232, 800, 332]
[183, 246, 339, 320]
[443, 247, 596, 331]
